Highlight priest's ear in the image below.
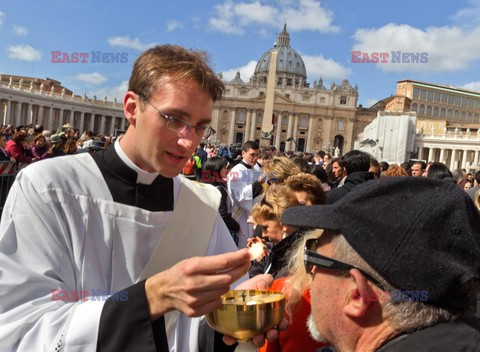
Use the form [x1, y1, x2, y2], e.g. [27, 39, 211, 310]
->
[123, 91, 141, 127]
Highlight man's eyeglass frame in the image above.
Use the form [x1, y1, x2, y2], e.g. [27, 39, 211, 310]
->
[138, 93, 216, 139]
[304, 238, 386, 291]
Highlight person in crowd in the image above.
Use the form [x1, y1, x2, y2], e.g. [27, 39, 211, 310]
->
[384, 164, 409, 177]
[313, 151, 325, 166]
[0, 133, 15, 162]
[31, 134, 52, 160]
[5, 130, 36, 168]
[411, 160, 426, 177]
[466, 170, 480, 201]
[475, 188, 480, 212]
[322, 153, 332, 169]
[256, 150, 272, 172]
[63, 137, 78, 155]
[453, 168, 467, 189]
[310, 164, 331, 192]
[379, 161, 389, 177]
[48, 133, 66, 157]
[282, 177, 480, 351]
[285, 173, 326, 205]
[426, 162, 454, 182]
[0, 44, 285, 352]
[262, 156, 301, 190]
[369, 157, 381, 179]
[195, 142, 208, 165]
[400, 161, 412, 176]
[292, 156, 310, 174]
[326, 150, 374, 204]
[465, 180, 474, 190]
[227, 140, 262, 249]
[330, 157, 346, 187]
[202, 156, 240, 245]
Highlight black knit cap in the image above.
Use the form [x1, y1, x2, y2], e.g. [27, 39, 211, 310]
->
[281, 176, 480, 309]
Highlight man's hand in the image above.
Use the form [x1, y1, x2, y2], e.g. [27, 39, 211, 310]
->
[223, 274, 290, 348]
[145, 248, 251, 321]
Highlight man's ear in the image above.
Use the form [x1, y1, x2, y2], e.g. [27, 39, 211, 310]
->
[343, 269, 377, 318]
[124, 91, 140, 127]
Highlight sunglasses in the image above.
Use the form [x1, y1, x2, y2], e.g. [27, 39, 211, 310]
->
[304, 238, 386, 291]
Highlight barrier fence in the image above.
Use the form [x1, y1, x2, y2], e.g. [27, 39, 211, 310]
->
[0, 162, 17, 215]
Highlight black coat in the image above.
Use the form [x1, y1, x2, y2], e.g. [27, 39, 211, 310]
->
[249, 229, 303, 279]
[326, 171, 374, 204]
[210, 182, 240, 233]
[376, 317, 480, 351]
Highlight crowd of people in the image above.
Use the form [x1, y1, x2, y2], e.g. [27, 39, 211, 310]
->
[0, 44, 479, 352]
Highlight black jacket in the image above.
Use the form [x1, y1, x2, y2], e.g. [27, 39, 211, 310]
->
[376, 317, 480, 351]
[211, 182, 240, 233]
[249, 229, 303, 279]
[326, 171, 374, 204]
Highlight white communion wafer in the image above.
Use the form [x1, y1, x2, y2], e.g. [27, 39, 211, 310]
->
[248, 240, 267, 261]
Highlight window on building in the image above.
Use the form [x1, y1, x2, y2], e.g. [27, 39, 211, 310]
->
[411, 103, 418, 112]
[440, 108, 446, 118]
[427, 91, 434, 101]
[286, 94, 290, 99]
[441, 93, 448, 103]
[302, 95, 310, 102]
[340, 96, 347, 104]
[419, 104, 425, 115]
[337, 119, 345, 132]
[461, 111, 467, 122]
[426, 106, 432, 116]
[237, 110, 246, 123]
[433, 106, 439, 117]
[413, 87, 420, 98]
[420, 89, 427, 100]
[469, 98, 474, 109]
[259, 91, 265, 97]
[474, 113, 479, 122]
[462, 97, 468, 108]
[299, 116, 307, 128]
[454, 95, 461, 106]
[434, 92, 441, 102]
[320, 97, 326, 104]
[240, 90, 247, 96]
[282, 115, 288, 126]
[225, 89, 231, 96]
[447, 109, 453, 119]
[468, 112, 473, 123]
[448, 94, 454, 105]
[256, 113, 263, 125]
[454, 110, 460, 120]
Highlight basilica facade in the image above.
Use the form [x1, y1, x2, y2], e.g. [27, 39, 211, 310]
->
[210, 25, 360, 154]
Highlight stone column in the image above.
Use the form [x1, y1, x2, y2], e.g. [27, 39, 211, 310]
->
[286, 113, 294, 151]
[109, 116, 115, 136]
[418, 146, 424, 160]
[4, 99, 11, 125]
[69, 110, 74, 125]
[99, 115, 106, 135]
[121, 116, 126, 131]
[306, 115, 315, 152]
[250, 110, 257, 141]
[439, 148, 445, 164]
[227, 109, 236, 145]
[15, 101, 22, 126]
[474, 150, 479, 166]
[292, 114, 299, 152]
[274, 111, 282, 150]
[244, 110, 252, 142]
[90, 113, 95, 132]
[322, 115, 333, 153]
[461, 149, 468, 170]
[79, 112, 85, 132]
[27, 104, 33, 124]
[427, 147, 434, 163]
[59, 109, 65, 127]
[449, 149, 457, 171]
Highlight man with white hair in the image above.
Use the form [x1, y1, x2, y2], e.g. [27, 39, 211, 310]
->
[282, 177, 480, 351]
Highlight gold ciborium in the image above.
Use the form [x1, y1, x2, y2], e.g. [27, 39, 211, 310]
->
[205, 290, 285, 352]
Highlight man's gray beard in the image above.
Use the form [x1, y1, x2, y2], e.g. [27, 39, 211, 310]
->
[307, 313, 329, 343]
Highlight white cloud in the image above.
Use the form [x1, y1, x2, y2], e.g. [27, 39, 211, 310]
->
[0, 11, 5, 26]
[221, 60, 257, 80]
[91, 80, 129, 102]
[352, 23, 480, 73]
[452, 0, 480, 26]
[6, 44, 42, 61]
[462, 81, 480, 93]
[166, 20, 184, 32]
[107, 36, 156, 51]
[302, 55, 351, 80]
[13, 25, 27, 36]
[209, 0, 338, 34]
[72, 72, 108, 85]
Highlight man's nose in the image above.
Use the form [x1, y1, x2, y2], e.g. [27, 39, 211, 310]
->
[177, 128, 197, 150]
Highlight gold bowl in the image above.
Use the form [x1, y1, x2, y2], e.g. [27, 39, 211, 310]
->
[205, 289, 285, 341]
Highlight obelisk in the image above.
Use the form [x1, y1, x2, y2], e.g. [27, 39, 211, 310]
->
[260, 40, 277, 148]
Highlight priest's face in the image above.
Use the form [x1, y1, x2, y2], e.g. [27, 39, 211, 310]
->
[122, 78, 213, 177]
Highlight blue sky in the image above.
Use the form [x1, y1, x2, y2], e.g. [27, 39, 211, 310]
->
[1, 0, 480, 107]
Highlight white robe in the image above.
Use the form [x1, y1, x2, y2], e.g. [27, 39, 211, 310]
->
[0, 152, 239, 352]
[227, 162, 261, 248]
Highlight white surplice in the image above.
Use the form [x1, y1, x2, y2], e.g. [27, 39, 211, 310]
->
[0, 152, 239, 352]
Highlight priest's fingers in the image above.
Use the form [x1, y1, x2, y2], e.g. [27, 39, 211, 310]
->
[183, 248, 251, 275]
[234, 273, 274, 290]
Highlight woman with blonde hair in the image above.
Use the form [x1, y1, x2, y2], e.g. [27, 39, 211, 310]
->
[261, 156, 300, 190]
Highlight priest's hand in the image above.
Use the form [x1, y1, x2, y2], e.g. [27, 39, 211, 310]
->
[222, 274, 290, 348]
[145, 248, 251, 321]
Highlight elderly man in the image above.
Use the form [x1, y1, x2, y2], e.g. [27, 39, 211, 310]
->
[282, 177, 480, 351]
[0, 45, 282, 352]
